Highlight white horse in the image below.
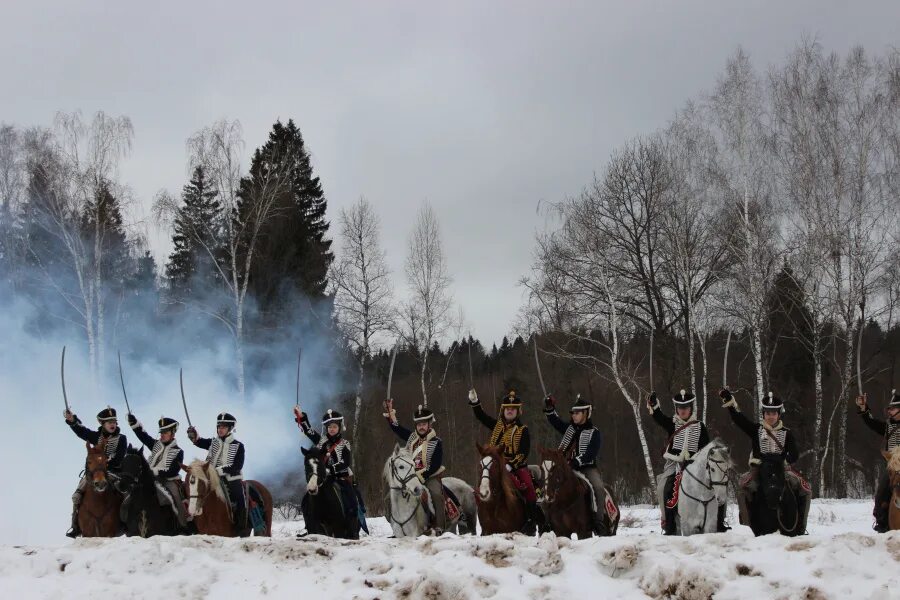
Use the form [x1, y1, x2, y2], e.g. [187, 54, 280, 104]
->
[676, 439, 732, 535]
[384, 445, 477, 537]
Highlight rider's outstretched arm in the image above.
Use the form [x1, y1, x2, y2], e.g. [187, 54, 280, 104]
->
[68, 416, 100, 444]
[298, 412, 322, 445]
[129, 416, 157, 448]
[649, 394, 674, 434]
[543, 396, 568, 435]
[469, 391, 497, 431]
[859, 407, 887, 436]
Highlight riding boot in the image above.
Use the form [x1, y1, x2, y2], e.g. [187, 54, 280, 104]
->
[593, 510, 608, 537]
[716, 504, 730, 532]
[234, 502, 250, 537]
[663, 506, 678, 535]
[874, 501, 889, 533]
[66, 509, 80, 538]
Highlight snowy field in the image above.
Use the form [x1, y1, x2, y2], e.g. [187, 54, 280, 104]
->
[1, 499, 897, 600]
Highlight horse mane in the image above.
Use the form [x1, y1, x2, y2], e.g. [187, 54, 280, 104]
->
[887, 447, 900, 473]
[189, 459, 227, 503]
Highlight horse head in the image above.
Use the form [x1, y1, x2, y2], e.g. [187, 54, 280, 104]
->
[85, 439, 110, 492]
[184, 460, 214, 517]
[301, 446, 327, 496]
[539, 447, 571, 503]
[705, 439, 733, 504]
[758, 457, 786, 510]
[118, 447, 148, 491]
[476, 443, 505, 502]
[385, 444, 423, 499]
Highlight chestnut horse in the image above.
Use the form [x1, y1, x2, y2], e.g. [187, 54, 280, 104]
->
[540, 447, 620, 538]
[183, 460, 272, 537]
[78, 439, 123, 537]
[882, 447, 900, 531]
[475, 443, 526, 535]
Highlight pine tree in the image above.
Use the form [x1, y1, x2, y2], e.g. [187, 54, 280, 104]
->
[165, 165, 223, 299]
[236, 119, 332, 320]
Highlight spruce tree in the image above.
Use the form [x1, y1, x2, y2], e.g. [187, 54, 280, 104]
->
[236, 119, 333, 320]
[166, 165, 223, 299]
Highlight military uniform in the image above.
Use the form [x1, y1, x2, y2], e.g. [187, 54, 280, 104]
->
[857, 389, 900, 532]
[385, 403, 447, 531]
[65, 406, 127, 537]
[188, 412, 248, 536]
[129, 414, 189, 529]
[649, 390, 716, 535]
[721, 390, 809, 532]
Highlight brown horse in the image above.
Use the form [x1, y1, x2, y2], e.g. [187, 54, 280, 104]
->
[78, 440, 123, 537]
[539, 447, 619, 539]
[475, 443, 526, 535]
[882, 447, 900, 531]
[183, 460, 273, 537]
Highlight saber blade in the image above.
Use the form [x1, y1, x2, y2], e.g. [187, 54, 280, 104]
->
[180, 368, 192, 428]
[118, 350, 132, 414]
[296, 348, 302, 406]
[386, 344, 399, 399]
[61, 346, 69, 412]
[533, 335, 547, 398]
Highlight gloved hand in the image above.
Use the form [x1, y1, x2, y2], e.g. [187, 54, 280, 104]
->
[543, 395, 556, 412]
[646, 392, 658, 411]
[64, 409, 77, 424]
[505, 463, 513, 472]
[187, 426, 198, 442]
[215, 466, 226, 477]
[468, 389, 479, 406]
[720, 388, 737, 409]
[855, 394, 868, 412]
[293, 405, 304, 425]
[383, 399, 397, 423]
[127, 413, 138, 427]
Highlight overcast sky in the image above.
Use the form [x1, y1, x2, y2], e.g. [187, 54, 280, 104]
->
[2, 1, 898, 346]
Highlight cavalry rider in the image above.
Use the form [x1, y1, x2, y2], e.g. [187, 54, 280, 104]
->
[720, 389, 810, 532]
[186, 413, 249, 536]
[647, 390, 723, 535]
[64, 406, 128, 537]
[383, 399, 447, 534]
[128, 412, 190, 531]
[293, 405, 362, 534]
[543, 393, 606, 533]
[468, 388, 546, 533]
[855, 389, 900, 533]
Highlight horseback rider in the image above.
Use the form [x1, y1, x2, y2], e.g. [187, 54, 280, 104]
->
[543, 393, 607, 534]
[293, 405, 363, 537]
[383, 399, 447, 534]
[64, 406, 127, 537]
[720, 389, 810, 533]
[468, 388, 546, 533]
[186, 413, 249, 537]
[127, 413, 190, 531]
[647, 390, 726, 535]
[855, 389, 900, 533]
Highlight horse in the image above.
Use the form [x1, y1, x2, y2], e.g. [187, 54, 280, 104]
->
[746, 457, 803, 537]
[118, 448, 183, 537]
[384, 444, 477, 537]
[300, 446, 360, 539]
[182, 460, 272, 537]
[881, 447, 900, 530]
[475, 443, 527, 535]
[539, 447, 619, 539]
[77, 439, 123, 537]
[675, 439, 732, 536]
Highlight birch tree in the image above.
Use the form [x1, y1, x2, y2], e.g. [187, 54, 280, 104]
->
[331, 196, 394, 444]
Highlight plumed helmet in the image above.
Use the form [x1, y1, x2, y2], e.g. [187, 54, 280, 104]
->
[216, 412, 237, 427]
[500, 389, 523, 409]
[413, 405, 435, 423]
[158, 416, 179, 433]
[97, 406, 118, 423]
[322, 409, 344, 427]
[672, 389, 696, 407]
[761, 392, 784, 412]
[569, 394, 592, 417]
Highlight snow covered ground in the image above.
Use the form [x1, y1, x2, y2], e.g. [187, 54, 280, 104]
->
[1, 499, 897, 599]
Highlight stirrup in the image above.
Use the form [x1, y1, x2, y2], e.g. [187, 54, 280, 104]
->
[65, 528, 78, 539]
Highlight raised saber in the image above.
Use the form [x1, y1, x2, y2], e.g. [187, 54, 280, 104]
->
[180, 368, 193, 428]
[117, 351, 132, 415]
[856, 299, 865, 396]
[61, 346, 70, 412]
[467, 332, 474, 389]
[296, 348, 302, 406]
[647, 328, 655, 415]
[386, 344, 399, 400]
[533, 335, 548, 398]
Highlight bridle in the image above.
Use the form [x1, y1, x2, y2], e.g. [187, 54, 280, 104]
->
[187, 468, 212, 516]
[679, 446, 730, 531]
[387, 454, 423, 533]
[543, 457, 582, 510]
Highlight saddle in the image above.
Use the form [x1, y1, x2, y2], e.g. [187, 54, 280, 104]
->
[421, 484, 462, 523]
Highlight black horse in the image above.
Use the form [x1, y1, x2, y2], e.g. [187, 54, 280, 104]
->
[118, 448, 187, 538]
[749, 457, 803, 537]
[300, 446, 360, 539]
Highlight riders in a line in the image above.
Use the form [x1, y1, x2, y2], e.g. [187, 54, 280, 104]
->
[468, 388, 546, 534]
[383, 400, 447, 534]
[128, 412, 190, 531]
[855, 389, 900, 533]
[648, 390, 727, 534]
[187, 412, 249, 537]
[294, 405, 365, 536]
[64, 406, 127, 538]
[543, 393, 607, 534]
[720, 389, 810, 533]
